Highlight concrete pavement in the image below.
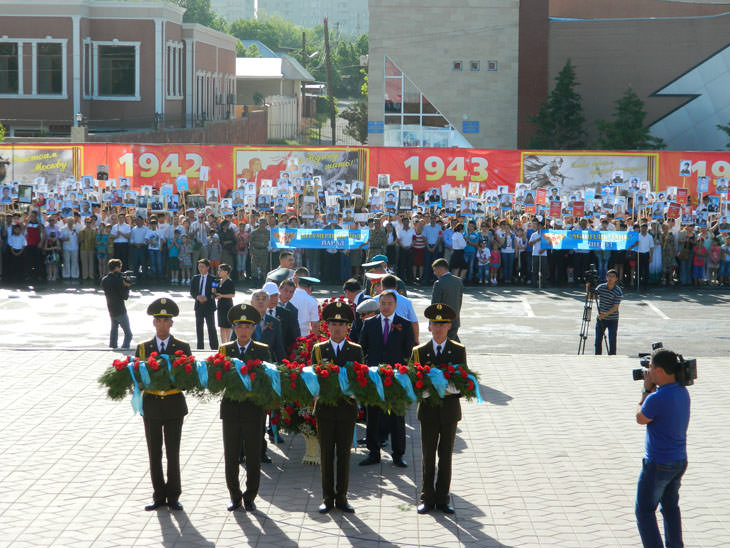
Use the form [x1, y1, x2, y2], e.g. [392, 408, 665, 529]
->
[0, 349, 727, 548]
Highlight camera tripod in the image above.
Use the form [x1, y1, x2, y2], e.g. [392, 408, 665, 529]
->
[578, 290, 607, 355]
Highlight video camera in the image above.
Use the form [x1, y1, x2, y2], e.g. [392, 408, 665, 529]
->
[121, 270, 137, 284]
[633, 342, 697, 387]
[585, 263, 599, 291]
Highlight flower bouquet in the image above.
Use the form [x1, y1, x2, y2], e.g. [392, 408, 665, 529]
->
[98, 351, 203, 400]
[280, 359, 316, 406]
[378, 363, 417, 416]
[204, 354, 281, 408]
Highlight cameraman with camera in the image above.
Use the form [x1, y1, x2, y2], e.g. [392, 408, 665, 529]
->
[635, 348, 691, 548]
[586, 268, 622, 355]
[101, 258, 133, 350]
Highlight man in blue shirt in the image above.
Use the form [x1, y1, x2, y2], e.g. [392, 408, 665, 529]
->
[635, 348, 691, 548]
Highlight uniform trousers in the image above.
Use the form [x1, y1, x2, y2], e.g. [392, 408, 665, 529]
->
[143, 397, 185, 504]
[221, 399, 265, 503]
[316, 400, 357, 504]
[418, 395, 461, 505]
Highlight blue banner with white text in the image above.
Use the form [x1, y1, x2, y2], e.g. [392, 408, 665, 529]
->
[541, 230, 639, 251]
[269, 228, 370, 250]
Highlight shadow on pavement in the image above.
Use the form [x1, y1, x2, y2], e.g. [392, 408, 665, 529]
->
[156, 510, 215, 548]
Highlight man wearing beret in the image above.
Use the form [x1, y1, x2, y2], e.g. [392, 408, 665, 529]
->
[411, 303, 465, 515]
[362, 254, 407, 297]
[218, 304, 272, 512]
[313, 301, 364, 514]
[135, 298, 192, 512]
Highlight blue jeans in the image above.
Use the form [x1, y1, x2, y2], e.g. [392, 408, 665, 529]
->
[477, 264, 489, 282]
[595, 318, 618, 355]
[679, 259, 691, 285]
[596, 254, 609, 281]
[148, 249, 162, 280]
[339, 252, 351, 283]
[110, 313, 133, 349]
[501, 252, 514, 282]
[464, 252, 476, 281]
[636, 458, 687, 548]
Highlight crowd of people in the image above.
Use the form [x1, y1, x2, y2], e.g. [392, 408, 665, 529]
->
[3, 202, 730, 292]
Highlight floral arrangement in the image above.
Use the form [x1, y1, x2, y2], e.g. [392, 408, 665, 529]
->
[273, 403, 317, 437]
[98, 351, 203, 400]
[411, 361, 481, 404]
[204, 353, 280, 408]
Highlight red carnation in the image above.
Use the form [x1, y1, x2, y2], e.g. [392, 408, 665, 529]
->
[444, 372, 451, 380]
[399, 366, 408, 375]
[240, 365, 249, 375]
[185, 364, 193, 374]
[320, 369, 330, 379]
[214, 358, 223, 366]
[461, 370, 468, 378]
[447, 365, 455, 374]
[331, 364, 340, 373]
[150, 351, 159, 358]
[215, 370, 223, 381]
[423, 365, 431, 373]
[149, 361, 159, 371]
[415, 380, 424, 389]
[224, 360, 231, 369]
[284, 418, 292, 424]
[466, 380, 474, 390]
[285, 405, 294, 414]
[290, 382, 296, 389]
[315, 365, 322, 373]
[384, 377, 392, 387]
[250, 372, 256, 381]
[271, 415, 279, 425]
[358, 378, 367, 387]
[174, 350, 184, 356]
[290, 372, 297, 381]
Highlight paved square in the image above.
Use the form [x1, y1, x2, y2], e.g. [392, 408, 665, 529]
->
[0, 349, 727, 547]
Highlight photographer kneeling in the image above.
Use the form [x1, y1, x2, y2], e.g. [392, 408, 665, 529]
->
[635, 348, 690, 548]
[586, 268, 622, 355]
[102, 258, 133, 350]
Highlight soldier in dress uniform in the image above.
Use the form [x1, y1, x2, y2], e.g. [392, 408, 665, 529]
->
[362, 254, 407, 296]
[312, 301, 364, 514]
[411, 303, 464, 515]
[218, 304, 272, 512]
[249, 219, 271, 281]
[135, 298, 191, 512]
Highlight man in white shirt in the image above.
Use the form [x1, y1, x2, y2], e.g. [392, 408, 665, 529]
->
[529, 221, 548, 287]
[110, 214, 131, 270]
[130, 216, 150, 281]
[628, 223, 654, 290]
[397, 217, 416, 283]
[189, 212, 209, 266]
[289, 276, 320, 336]
[146, 219, 164, 281]
[60, 217, 80, 279]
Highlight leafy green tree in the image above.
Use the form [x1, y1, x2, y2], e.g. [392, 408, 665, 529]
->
[529, 59, 587, 149]
[717, 121, 730, 149]
[0, 123, 4, 142]
[597, 86, 666, 150]
[236, 42, 262, 58]
[340, 101, 368, 144]
[169, 0, 227, 31]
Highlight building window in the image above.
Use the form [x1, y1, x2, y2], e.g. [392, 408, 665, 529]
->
[37, 43, 63, 94]
[83, 41, 93, 98]
[98, 45, 136, 96]
[452, 61, 463, 72]
[0, 43, 19, 94]
[166, 41, 183, 99]
[470, 61, 480, 72]
[487, 60, 498, 71]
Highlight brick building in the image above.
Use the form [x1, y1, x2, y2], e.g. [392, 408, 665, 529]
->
[0, 0, 237, 137]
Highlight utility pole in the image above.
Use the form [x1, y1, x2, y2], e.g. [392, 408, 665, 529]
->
[323, 17, 336, 146]
[301, 32, 306, 65]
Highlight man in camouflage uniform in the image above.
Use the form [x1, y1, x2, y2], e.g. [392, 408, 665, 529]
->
[249, 218, 270, 282]
[367, 217, 387, 258]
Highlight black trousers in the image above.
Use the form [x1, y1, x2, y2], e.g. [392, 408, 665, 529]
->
[418, 396, 461, 505]
[638, 252, 650, 289]
[222, 401, 265, 503]
[195, 308, 218, 349]
[113, 242, 129, 270]
[365, 405, 405, 459]
[316, 401, 357, 504]
[144, 416, 184, 504]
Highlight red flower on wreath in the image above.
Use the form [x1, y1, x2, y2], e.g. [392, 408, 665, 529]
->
[415, 380, 424, 389]
[175, 350, 184, 356]
[215, 370, 223, 381]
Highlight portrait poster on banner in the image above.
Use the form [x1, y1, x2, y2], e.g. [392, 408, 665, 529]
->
[572, 201, 585, 218]
[398, 189, 413, 211]
[536, 188, 546, 205]
[676, 188, 689, 204]
[18, 184, 32, 204]
[549, 201, 562, 218]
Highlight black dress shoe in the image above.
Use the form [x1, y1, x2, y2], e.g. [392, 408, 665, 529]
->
[359, 455, 380, 466]
[168, 501, 183, 511]
[335, 501, 355, 513]
[318, 502, 334, 514]
[357, 437, 367, 446]
[243, 499, 256, 512]
[436, 503, 455, 514]
[392, 456, 408, 468]
[227, 498, 242, 512]
[261, 454, 272, 463]
[417, 503, 434, 515]
[144, 501, 166, 511]
[239, 456, 246, 465]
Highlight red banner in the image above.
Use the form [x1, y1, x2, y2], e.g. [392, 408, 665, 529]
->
[657, 151, 730, 197]
[367, 147, 521, 195]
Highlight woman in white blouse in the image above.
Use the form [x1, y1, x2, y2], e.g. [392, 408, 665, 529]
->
[449, 223, 468, 279]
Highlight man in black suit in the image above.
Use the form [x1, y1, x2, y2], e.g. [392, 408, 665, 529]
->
[190, 258, 219, 350]
[313, 301, 364, 514]
[276, 278, 300, 327]
[135, 298, 191, 512]
[262, 281, 300, 352]
[431, 258, 464, 341]
[358, 289, 414, 467]
[411, 304, 464, 515]
[218, 304, 272, 513]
